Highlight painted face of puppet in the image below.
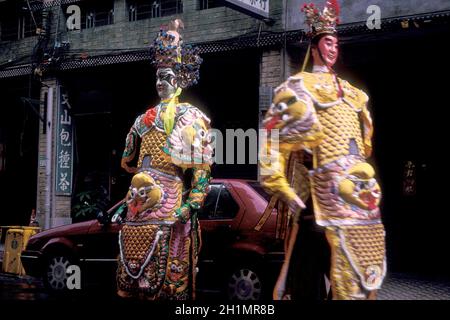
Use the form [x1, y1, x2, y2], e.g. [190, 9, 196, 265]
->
[312, 34, 339, 68]
[156, 68, 178, 100]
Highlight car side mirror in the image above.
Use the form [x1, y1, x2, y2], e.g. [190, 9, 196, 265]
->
[96, 210, 109, 226]
[111, 203, 127, 225]
[111, 211, 123, 224]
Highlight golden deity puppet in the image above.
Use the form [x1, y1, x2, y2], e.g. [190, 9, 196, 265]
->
[118, 19, 213, 300]
[259, 1, 386, 300]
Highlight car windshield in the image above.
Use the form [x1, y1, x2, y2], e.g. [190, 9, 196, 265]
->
[247, 181, 271, 202]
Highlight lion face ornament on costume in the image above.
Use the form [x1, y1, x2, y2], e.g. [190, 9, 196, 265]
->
[263, 87, 312, 132]
[338, 162, 381, 211]
[163, 259, 189, 296]
[168, 259, 188, 283]
[126, 172, 163, 216]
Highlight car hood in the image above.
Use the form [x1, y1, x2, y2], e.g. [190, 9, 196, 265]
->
[29, 220, 96, 242]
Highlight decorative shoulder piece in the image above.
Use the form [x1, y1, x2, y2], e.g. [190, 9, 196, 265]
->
[263, 76, 324, 147]
[163, 106, 213, 168]
[132, 114, 151, 138]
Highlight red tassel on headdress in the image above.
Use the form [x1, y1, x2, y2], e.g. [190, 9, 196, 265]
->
[327, 0, 340, 16]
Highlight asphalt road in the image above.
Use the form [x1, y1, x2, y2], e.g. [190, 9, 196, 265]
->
[1, 272, 449, 300]
[377, 273, 450, 300]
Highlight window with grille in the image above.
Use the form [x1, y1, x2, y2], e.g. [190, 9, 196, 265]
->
[160, 0, 183, 17]
[63, 0, 114, 30]
[0, 15, 19, 41]
[128, 0, 183, 21]
[82, 0, 114, 29]
[128, 0, 157, 21]
[199, 0, 222, 10]
[0, 4, 42, 41]
[23, 14, 43, 38]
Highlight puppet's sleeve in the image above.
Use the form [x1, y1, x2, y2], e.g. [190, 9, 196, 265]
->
[121, 116, 143, 174]
[259, 75, 324, 204]
[164, 107, 213, 223]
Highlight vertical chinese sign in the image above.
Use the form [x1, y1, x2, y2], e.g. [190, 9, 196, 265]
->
[55, 87, 74, 195]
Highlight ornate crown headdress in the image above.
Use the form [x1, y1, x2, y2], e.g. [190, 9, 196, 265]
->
[152, 19, 202, 88]
[301, 0, 340, 39]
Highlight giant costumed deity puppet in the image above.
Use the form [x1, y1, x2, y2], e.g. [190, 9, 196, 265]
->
[117, 19, 213, 300]
[259, 0, 386, 300]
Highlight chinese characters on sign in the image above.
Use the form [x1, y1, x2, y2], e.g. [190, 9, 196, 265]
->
[55, 87, 74, 195]
[224, 0, 269, 19]
[403, 161, 416, 196]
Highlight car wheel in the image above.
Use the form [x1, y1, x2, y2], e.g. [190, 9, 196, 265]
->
[44, 255, 71, 291]
[227, 268, 263, 300]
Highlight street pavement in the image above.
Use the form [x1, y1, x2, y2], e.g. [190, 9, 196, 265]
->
[0, 272, 49, 301]
[378, 273, 450, 300]
[1, 271, 449, 300]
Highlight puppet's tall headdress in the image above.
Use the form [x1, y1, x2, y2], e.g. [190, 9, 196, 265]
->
[152, 19, 202, 89]
[301, 0, 340, 39]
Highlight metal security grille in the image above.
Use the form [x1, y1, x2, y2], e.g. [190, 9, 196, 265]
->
[128, 0, 183, 21]
[0, 65, 32, 78]
[160, 0, 183, 17]
[60, 50, 151, 70]
[0, 3, 43, 41]
[128, 0, 160, 21]
[72, 0, 114, 29]
[199, 0, 221, 10]
[198, 31, 303, 54]
[29, 0, 83, 11]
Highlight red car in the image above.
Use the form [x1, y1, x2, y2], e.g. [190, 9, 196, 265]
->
[21, 179, 283, 300]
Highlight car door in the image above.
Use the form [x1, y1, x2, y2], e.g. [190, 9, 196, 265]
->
[197, 182, 245, 290]
[81, 202, 124, 288]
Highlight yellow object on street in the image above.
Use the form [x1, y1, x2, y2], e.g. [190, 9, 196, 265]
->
[1, 226, 40, 275]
